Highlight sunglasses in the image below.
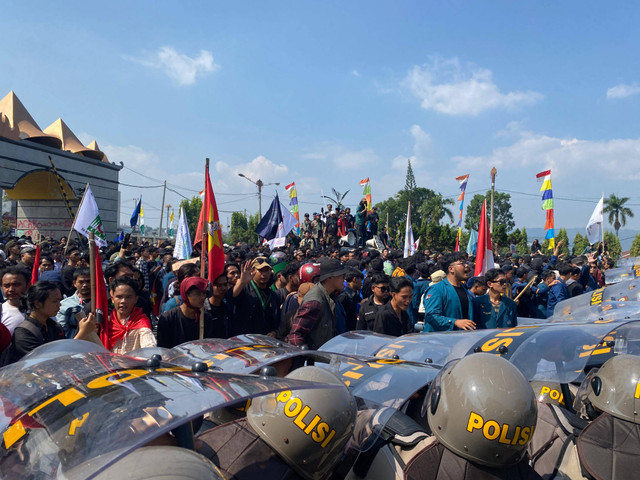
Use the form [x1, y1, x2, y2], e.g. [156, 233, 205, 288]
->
[375, 286, 390, 293]
[492, 279, 507, 285]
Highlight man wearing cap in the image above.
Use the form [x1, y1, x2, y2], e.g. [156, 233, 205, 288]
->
[301, 213, 312, 235]
[324, 211, 339, 246]
[300, 230, 316, 250]
[288, 259, 348, 349]
[4, 240, 20, 266]
[17, 244, 36, 272]
[231, 257, 279, 336]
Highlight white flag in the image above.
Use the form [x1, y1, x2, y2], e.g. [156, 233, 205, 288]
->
[173, 207, 192, 260]
[74, 185, 107, 247]
[403, 202, 415, 258]
[586, 196, 604, 245]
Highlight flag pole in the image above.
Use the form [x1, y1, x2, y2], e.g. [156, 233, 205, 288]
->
[199, 158, 209, 340]
[89, 232, 96, 315]
[63, 184, 89, 257]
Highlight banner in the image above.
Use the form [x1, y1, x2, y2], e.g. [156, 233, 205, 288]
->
[74, 185, 107, 247]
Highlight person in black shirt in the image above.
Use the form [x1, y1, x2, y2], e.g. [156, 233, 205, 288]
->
[356, 273, 390, 330]
[335, 268, 363, 331]
[205, 273, 232, 339]
[156, 277, 218, 348]
[366, 207, 380, 237]
[230, 257, 278, 337]
[373, 276, 412, 336]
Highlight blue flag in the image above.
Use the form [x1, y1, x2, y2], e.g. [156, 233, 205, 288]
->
[130, 198, 141, 227]
[115, 230, 124, 242]
[255, 194, 283, 241]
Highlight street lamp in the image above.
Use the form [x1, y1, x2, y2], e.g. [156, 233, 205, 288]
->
[238, 173, 280, 219]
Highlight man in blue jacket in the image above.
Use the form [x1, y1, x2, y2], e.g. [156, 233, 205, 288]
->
[423, 253, 476, 332]
[473, 268, 517, 329]
[546, 263, 572, 317]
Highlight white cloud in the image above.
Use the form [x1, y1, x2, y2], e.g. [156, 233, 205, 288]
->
[352, 69, 361, 77]
[452, 130, 640, 181]
[606, 83, 640, 99]
[214, 155, 289, 195]
[125, 46, 219, 86]
[403, 57, 543, 116]
[302, 144, 379, 170]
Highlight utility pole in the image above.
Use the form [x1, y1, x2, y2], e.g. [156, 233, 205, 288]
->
[158, 180, 167, 238]
[490, 167, 497, 235]
[238, 173, 279, 219]
[166, 204, 172, 237]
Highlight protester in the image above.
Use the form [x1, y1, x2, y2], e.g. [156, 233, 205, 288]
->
[56, 267, 91, 338]
[288, 259, 348, 348]
[423, 252, 476, 332]
[0, 266, 29, 334]
[205, 273, 232, 339]
[232, 257, 278, 337]
[157, 277, 220, 348]
[356, 272, 390, 330]
[473, 268, 518, 329]
[373, 276, 413, 336]
[6, 281, 96, 362]
[106, 276, 156, 353]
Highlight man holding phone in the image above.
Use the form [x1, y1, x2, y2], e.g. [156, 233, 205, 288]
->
[57, 267, 92, 338]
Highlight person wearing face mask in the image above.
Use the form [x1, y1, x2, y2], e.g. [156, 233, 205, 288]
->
[372, 276, 413, 336]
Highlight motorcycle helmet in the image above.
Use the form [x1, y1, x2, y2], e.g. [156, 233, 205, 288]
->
[298, 263, 321, 284]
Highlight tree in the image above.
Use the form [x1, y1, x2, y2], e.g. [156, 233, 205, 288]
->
[604, 231, 622, 262]
[556, 228, 570, 257]
[572, 232, 589, 255]
[322, 188, 350, 210]
[375, 187, 438, 233]
[517, 227, 529, 255]
[228, 211, 260, 244]
[179, 196, 202, 242]
[464, 191, 515, 232]
[405, 159, 417, 191]
[423, 222, 457, 252]
[492, 224, 508, 254]
[417, 193, 455, 228]
[604, 194, 634, 238]
[630, 233, 640, 257]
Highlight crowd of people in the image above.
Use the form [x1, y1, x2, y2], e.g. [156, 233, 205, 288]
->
[0, 202, 614, 364]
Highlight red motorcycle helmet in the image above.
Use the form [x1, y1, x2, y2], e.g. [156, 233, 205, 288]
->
[298, 263, 321, 284]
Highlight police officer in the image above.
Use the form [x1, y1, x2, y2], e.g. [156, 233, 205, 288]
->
[195, 366, 357, 480]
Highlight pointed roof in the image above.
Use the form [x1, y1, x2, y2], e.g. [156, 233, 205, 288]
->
[87, 140, 109, 163]
[0, 113, 20, 141]
[44, 118, 104, 161]
[0, 91, 62, 148]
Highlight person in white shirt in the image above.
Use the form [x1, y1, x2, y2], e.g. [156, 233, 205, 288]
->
[1, 266, 29, 334]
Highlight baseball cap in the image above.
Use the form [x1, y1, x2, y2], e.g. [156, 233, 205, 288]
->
[251, 256, 272, 270]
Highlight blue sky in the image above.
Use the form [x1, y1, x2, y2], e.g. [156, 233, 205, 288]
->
[2, 1, 640, 240]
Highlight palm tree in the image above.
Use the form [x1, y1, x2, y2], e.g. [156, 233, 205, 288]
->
[604, 194, 634, 238]
[418, 193, 455, 228]
[322, 188, 350, 210]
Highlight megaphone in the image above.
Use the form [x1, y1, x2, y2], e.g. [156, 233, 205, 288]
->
[339, 231, 356, 247]
[366, 235, 384, 250]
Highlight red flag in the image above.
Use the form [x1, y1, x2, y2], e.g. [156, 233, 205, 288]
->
[31, 244, 41, 284]
[94, 244, 110, 349]
[474, 200, 494, 277]
[194, 164, 224, 283]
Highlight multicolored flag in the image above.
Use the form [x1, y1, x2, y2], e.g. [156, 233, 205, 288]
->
[169, 209, 175, 237]
[536, 170, 555, 249]
[285, 182, 300, 235]
[474, 200, 494, 276]
[139, 204, 145, 235]
[194, 163, 225, 283]
[360, 178, 372, 211]
[454, 174, 470, 252]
